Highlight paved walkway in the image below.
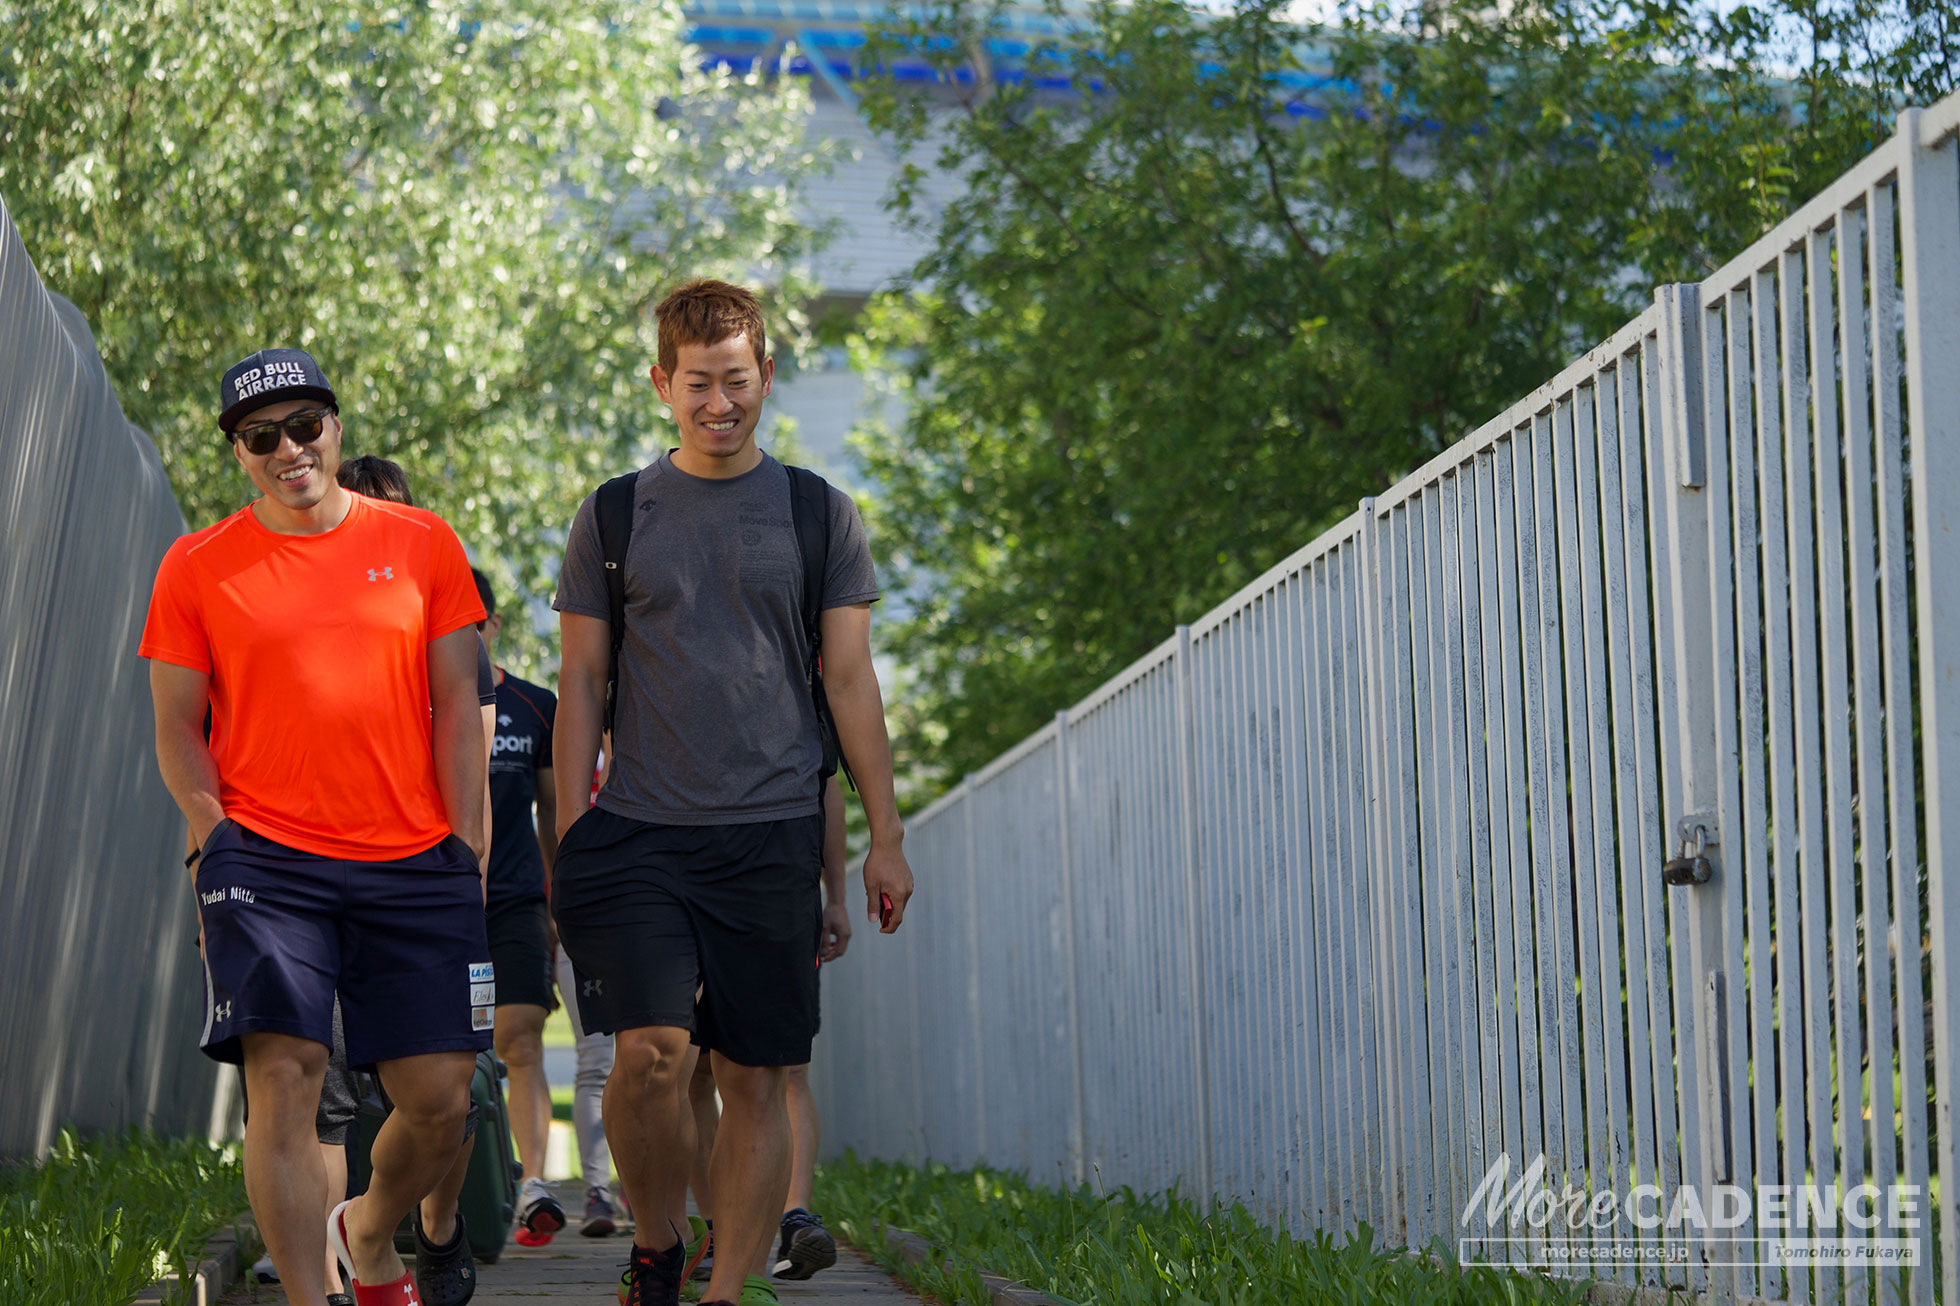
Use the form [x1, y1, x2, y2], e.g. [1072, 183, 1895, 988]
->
[224, 1183, 921, 1306]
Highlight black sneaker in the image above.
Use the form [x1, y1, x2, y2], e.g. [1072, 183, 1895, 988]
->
[412, 1209, 477, 1306]
[327, 1296, 355, 1306]
[772, 1208, 837, 1280]
[583, 1185, 618, 1238]
[618, 1238, 687, 1306]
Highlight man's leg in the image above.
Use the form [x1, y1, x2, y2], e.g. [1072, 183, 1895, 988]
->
[772, 1064, 837, 1280]
[607, 1024, 695, 1253]
[315, 998, 359, 1293]
[496, 1001, 558, 1233]
[688, 1053, 719, 1222]
[342, 1050, 477, 1285]
[320, 1141, 349, 1295]
[783, 1064, 817, 1212]
[241, 1032, 331, 1306]
[416, 1129, 473, 1245]
[702, 1054, 792, 1301]
[555, 942, 618, 1230]
[574, 1017, 616, 1194]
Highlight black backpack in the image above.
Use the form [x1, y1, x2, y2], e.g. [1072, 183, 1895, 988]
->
[593, 464, 852, 787]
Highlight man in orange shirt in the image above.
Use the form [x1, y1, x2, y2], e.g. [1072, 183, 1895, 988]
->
[143, 349, 491, 1306]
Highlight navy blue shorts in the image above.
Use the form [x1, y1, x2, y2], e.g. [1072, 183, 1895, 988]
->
[194, 818, 494, 1069]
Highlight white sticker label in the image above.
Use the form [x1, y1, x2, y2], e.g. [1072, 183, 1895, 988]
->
[469, 982, 495, 1006]
[468, 961, 495, 984]
[472, 1005, 494, 1031]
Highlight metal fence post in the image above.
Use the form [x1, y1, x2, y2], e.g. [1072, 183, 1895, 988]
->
[1655, 281, 1736, 1303]
[1055, 709, 1089, 1184]
[1899, 106, 1960, 1300]
[963, 776, 987, 1164]
[1355, 499, 1399, 1234]
[1174, 625, 1214, 1197]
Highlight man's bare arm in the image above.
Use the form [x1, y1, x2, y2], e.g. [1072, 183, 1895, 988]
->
[818, 602, 913, 931]
[477, 702, 496, 882]
[555, 612, 610, 840]
[821, 776, 847, 905]
[535, 769, 558, 879]
[151, 660, 224, 860]
[430, 625, 488, 864]
[819, 775, 853, 961]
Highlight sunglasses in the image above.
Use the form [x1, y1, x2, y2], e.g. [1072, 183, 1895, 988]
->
[231, 407, 334, 457]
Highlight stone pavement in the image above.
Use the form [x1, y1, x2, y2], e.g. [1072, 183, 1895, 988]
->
[224, 1183, 923, 1306]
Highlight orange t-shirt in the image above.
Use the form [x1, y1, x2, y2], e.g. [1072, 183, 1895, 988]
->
[139, 493, 486, 860]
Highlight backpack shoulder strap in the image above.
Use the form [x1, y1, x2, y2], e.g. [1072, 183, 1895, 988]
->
[784, 464, 831, 658]
[594, 471, 639, 732]
[786, 464, 854, 787]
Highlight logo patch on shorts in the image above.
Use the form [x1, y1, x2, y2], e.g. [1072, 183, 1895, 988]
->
[468, 961, 494, 1029]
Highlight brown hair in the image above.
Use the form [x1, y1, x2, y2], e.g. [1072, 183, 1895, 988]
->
[654, 278, 767, 377]
[337, 455, 415, 506]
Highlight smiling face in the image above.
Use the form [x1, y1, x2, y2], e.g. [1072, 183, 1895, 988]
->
[651, 333, 773, 474]
[231, 398, 344, 512]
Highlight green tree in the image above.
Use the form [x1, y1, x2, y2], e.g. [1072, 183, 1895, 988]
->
[847, 0, 1949, 787]
[1, 0, 824, 677]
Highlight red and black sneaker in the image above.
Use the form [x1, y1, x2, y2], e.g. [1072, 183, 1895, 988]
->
[618, 1238, 686, 1306]
[517, 1178, 566, 1244]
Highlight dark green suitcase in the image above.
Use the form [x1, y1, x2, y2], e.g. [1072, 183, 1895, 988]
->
[347, 1050, 522, 1264]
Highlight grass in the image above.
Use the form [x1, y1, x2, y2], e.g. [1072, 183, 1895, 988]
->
[0, 1129, 247, 1306]
[813, 1154, 1593, 1306]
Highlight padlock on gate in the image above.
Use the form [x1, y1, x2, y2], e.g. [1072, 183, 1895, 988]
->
[1663, 822, 1713, 886]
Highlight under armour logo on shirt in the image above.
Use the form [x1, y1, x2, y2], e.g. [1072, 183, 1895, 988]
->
[584, 978, 603, 997]
[367, 566, 395, 581]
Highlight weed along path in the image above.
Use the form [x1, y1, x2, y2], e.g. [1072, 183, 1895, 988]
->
[223, 1182, 925, 1305]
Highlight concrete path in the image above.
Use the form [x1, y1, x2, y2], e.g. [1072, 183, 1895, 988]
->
[223, 1183, 922, 1306]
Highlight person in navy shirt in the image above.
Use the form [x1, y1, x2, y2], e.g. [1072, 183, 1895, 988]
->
[419, 569, 568, 1254]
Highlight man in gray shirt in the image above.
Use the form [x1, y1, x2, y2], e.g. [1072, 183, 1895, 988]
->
[551, 278, 914, 1306]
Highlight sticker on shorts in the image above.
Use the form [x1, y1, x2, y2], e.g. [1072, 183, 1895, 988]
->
[470, 982, 494, 1005]
[472, 1005, 494, 1031]
[468, 961, 495, 985]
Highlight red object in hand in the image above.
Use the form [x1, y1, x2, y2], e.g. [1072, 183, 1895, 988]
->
[879, 892, 895, 930]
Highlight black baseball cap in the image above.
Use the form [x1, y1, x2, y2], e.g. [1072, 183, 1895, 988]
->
[218, 348, 337, 433]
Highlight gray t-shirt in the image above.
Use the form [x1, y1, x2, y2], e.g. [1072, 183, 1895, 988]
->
[554, 452, 879, 825]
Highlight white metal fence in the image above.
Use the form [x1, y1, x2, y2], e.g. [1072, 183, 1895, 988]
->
[812, 92, 1960, 1304]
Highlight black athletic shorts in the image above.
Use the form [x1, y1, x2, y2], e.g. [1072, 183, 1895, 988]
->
[486, 897, 556, 1011]
[551, 806, 822, 1068]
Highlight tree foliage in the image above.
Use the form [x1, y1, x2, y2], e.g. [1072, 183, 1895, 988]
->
[1, 0, 823, 677]
[848, 0, 1953, 786]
